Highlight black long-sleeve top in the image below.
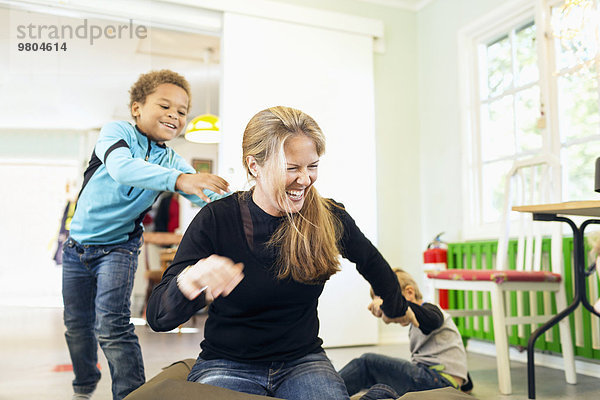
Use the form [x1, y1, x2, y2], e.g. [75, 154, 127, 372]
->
[146, 192, 407, 362]
[408, 302, 444, 335]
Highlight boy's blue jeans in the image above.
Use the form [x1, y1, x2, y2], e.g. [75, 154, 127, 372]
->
[62, 236, 145, 400]
[188, 351, 351, 400]
[339, 352, 454, 397]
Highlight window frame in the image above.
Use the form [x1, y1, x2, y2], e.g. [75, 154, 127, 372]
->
[459, 0, 566, 240]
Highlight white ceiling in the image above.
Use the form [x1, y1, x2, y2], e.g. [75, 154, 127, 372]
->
[356, 0, 434, 11]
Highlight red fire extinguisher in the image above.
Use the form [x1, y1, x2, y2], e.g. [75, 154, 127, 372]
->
[423, 233, 449, 309]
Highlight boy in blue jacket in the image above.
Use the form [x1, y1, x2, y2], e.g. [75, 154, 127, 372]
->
[62, 70, 229, 400]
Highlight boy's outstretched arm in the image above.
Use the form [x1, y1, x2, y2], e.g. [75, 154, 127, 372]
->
[96, 121, 230, 204]
[175, 173, 229, 203]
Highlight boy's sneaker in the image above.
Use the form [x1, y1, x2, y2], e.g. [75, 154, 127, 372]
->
[460, 372, 474, 394]
[72, 393, 93, 400]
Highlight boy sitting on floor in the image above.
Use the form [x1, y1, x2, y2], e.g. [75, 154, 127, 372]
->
[339, 268, 473, 398]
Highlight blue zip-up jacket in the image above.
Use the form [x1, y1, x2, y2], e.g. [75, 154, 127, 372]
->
[70, 120, 221, 245]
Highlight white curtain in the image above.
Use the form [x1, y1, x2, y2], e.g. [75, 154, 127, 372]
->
[220, 12, 378, 346]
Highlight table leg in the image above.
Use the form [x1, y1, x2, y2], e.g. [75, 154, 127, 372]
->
[527, 299, 580, 398]
[527, 215, 582, 399]
[580, 220, 600, 319]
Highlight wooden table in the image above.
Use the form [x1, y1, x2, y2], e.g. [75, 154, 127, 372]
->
[141, 232, 182, 316]
[513, 201, 600, 399]
[143, 232, 183, 247]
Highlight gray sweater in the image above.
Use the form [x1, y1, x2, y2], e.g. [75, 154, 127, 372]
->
[409, 304, 468, 381]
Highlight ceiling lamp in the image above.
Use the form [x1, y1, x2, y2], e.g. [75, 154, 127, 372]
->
[185, 48, 220, 143]
[185, 114, 220, 143]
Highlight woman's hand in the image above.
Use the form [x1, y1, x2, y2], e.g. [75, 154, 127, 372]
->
[368, 296, 419, 327]
[177, 254, 244, 301]
[175, 173, 230, 203]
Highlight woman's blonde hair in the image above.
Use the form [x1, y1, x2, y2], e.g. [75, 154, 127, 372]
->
[242, 106, 342, 284]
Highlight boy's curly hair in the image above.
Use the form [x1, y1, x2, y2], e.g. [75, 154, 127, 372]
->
[128, 69, 191, 117]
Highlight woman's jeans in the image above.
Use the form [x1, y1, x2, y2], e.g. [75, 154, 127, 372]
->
[339, 353, 453, 397]
[188, 351, 351, 400]
[62, 236, 145, 400]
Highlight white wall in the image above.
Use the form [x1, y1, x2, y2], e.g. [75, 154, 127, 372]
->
[417, 0, 509, 246]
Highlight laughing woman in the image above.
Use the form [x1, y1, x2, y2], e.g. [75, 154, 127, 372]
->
[146, 106, 408, 400]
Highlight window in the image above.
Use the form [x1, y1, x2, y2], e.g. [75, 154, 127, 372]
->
[551, 1, 600, 201]
[463, 0, 600, 237]
[478, 21, 541, 224]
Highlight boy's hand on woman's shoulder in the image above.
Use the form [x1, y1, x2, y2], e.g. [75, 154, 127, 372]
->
[175, 173, 230, 203]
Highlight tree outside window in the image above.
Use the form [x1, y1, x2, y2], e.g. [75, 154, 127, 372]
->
[468, 0, 600, 231]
